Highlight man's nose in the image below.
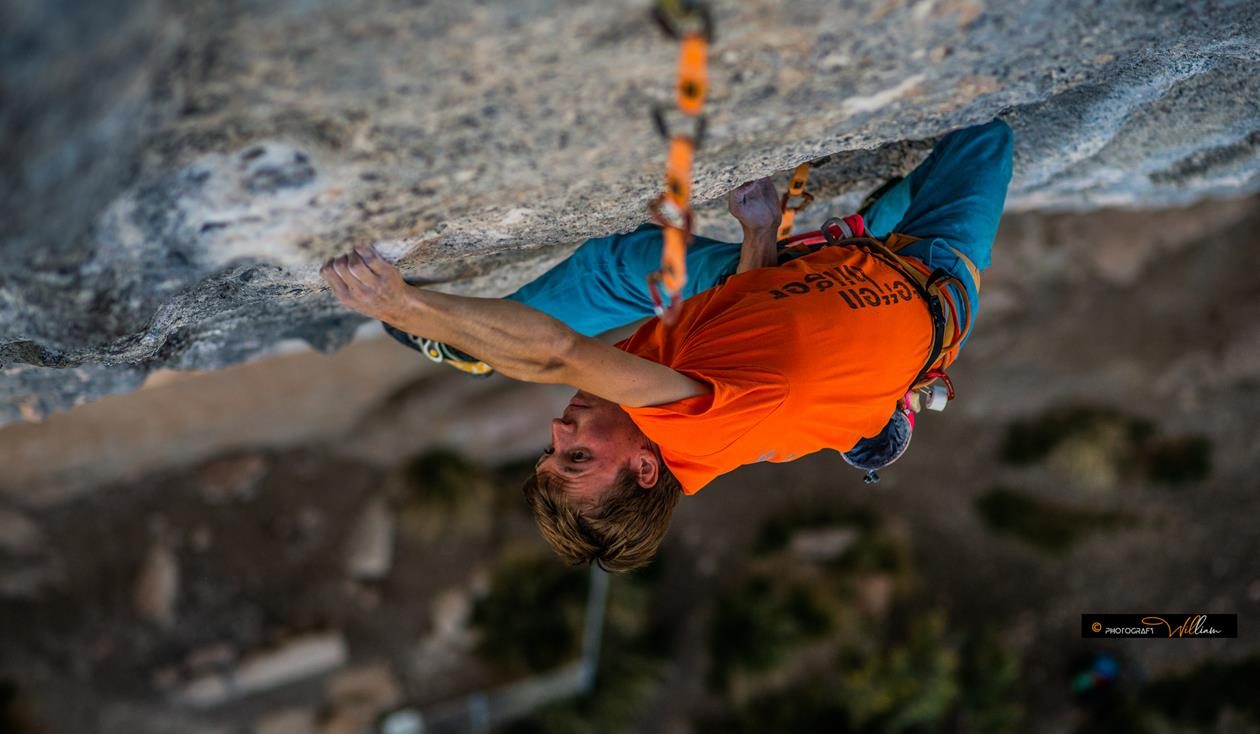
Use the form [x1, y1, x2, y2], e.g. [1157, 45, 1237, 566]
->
[550, 417, 573, 444]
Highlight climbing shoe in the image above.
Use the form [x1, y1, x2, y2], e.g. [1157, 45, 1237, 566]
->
[381, 322, 495, 378]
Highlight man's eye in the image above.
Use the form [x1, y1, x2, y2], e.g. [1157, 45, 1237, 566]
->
[570, 450, 588, 462]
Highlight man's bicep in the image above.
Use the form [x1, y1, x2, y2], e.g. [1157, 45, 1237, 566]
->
[558, 336, 708, 408]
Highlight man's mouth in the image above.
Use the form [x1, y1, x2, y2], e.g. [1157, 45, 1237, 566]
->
[568, 394, 591, 409]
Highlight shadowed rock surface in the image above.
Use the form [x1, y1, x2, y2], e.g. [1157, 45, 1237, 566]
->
[3, 0, 1259, 423]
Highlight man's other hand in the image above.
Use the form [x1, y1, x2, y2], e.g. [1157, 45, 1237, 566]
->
[320, 245, 413, 324]
[727, 177, 782, 234]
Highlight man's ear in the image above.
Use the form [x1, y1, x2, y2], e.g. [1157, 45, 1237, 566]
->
[634, 446, 660, 489]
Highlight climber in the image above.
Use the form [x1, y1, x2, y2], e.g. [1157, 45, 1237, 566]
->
[320, 118, 1014, 572]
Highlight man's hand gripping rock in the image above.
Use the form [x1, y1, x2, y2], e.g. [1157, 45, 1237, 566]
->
[320, 245, 414, 326]
[728, 177, 783, 273]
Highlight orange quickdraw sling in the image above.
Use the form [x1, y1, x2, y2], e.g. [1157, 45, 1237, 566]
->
[645, 0, 713, 325]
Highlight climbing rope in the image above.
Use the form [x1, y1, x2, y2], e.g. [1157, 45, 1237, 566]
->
[646, 0, 713, 325]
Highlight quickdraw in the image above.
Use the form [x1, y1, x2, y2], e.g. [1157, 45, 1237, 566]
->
[777, 162, 815, 239]
[646, 0, 712, 325]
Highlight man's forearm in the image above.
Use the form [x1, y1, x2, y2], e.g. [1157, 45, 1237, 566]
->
[391, 288, 575, 382]
[735, 227, 779, 273]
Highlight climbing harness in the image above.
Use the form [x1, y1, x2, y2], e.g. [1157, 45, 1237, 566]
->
[779, 212, 982, 484]
[646, 0, 713, 325]
[780, 216, 980, 388]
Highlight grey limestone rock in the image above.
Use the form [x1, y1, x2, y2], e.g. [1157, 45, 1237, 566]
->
[343, 494, 395, 581]
[3, 0, 1259, 422]
[133, 539, 180, 627]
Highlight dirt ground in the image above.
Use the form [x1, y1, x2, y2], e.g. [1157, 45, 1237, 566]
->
[2, 197, 1259, 733]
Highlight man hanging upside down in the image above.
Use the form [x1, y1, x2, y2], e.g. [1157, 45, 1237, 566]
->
[320, 119, 1013, 572]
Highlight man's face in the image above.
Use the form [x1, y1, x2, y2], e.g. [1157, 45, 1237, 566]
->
[535, 390, 657, 504]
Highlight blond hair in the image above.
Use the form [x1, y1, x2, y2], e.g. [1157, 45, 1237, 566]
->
[521, 465, 682, 572]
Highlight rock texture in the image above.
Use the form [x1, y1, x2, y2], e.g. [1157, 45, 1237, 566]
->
[3, 0, 1259, 423]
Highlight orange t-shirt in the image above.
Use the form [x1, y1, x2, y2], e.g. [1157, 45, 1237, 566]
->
[616, 245, 932, 494]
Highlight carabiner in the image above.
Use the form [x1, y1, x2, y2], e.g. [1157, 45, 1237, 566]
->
[651, 0, 714, 42]
[647, 272, 683, 324]
[652, 105, 707, 149]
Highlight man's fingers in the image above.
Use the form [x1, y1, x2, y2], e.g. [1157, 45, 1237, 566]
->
[356, 245, 392, 273]
[335, 256, 365, 288]
[352, 245, 384, 276]
[346, 250, 377, 287]
[319, 261, 337, 285]
[320, 259, 347, 291]
[731, 177, 778, 207]
[331, 256, 367, 292]
[329, 278, 351, 304]
[320, 263, 354, 303]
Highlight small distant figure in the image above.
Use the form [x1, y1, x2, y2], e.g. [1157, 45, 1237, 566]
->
[1072, 651, 1123, 707]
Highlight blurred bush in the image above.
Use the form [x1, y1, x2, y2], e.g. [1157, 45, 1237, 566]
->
[835, 610, 960, 731]
[398, 448, 495, 542]
[999, 405, 1211, 489]
[708, 504, 917, 694]
[698, 502, 1029, 733]
[974, 486, 1136, 554]
[706, 576, 833, 690]
[497, 559, 670, 734]
[956, 630, 1026, 734]
[1139, 655, 1260, 728]
[1000, 406, 1153, 467]
[698, 599, 1027, 734]
[1141, 435, 1212, 486]
[480, 498, 1037, 733]
[471, 555, 589, 675]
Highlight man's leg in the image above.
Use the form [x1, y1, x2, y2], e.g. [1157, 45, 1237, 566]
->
[862, 119, 1014, 345]
[504, 224, 742, 337]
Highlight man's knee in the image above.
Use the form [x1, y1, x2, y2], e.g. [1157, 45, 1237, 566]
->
[979, 117, 1013, 140]
[968, 118, 1014, 167]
